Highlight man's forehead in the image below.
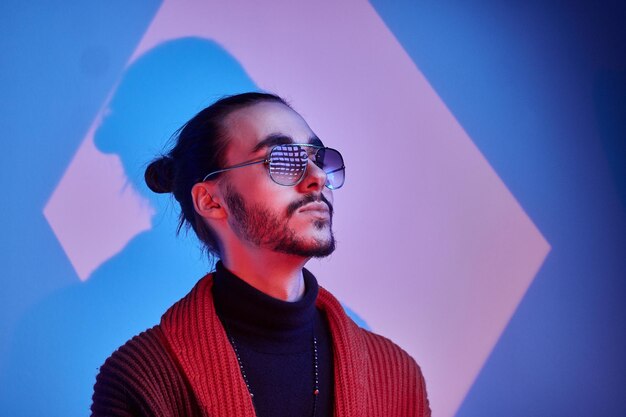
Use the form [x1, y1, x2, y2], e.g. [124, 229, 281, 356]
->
[224, 101, 320, 155]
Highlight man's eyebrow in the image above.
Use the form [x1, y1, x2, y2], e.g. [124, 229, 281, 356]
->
[251, 134, 294, 154]
[251, 134, 324, 153]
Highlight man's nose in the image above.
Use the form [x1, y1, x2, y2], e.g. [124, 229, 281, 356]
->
[298, 159, 326, 192]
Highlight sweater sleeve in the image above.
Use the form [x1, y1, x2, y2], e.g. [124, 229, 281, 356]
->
[91, 326, 199, 417]
[362, 330, 431, 417]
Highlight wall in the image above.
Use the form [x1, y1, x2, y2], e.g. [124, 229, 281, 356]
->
[1, 1, 624, 415]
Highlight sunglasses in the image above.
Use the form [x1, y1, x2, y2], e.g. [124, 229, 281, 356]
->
[201, 143, 345, 189]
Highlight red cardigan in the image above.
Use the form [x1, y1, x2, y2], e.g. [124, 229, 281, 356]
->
[92, 274, 431, 416]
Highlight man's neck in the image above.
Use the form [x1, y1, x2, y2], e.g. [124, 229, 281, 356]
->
[220, 249, 309, 302]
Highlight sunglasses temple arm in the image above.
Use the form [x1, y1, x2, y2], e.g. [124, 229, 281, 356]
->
[202, 159, 267, 181]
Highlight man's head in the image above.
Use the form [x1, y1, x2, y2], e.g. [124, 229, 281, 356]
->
[145, 93, 344, 261]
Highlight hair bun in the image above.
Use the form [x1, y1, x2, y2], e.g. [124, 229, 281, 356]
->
[145, 156, 175, 194]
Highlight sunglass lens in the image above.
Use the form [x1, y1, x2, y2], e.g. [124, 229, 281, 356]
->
[269, 145, 308, 185]
[315, 148, 345, 189]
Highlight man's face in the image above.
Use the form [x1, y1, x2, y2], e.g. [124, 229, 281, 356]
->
[219, 101, 335, 258]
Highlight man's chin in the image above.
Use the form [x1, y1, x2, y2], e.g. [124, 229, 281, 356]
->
[308, 237, 336, 258]
[272, 235, 336, 258]
[310, 243, 336, 258]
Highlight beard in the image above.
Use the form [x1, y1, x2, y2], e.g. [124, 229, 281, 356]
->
[224, 185, 336, 258]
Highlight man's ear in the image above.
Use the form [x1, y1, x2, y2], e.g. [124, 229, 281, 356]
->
[191, 182, 226, 220]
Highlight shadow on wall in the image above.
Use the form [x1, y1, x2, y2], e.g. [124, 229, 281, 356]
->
[1, 36, 370, 416]
[0, 38, 258, 416]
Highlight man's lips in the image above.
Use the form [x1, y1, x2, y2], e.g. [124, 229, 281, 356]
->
[298, 202, 330, 215]
[287, 194, 334, 217]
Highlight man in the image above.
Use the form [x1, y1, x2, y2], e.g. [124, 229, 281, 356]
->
[91, 92, 430, 416]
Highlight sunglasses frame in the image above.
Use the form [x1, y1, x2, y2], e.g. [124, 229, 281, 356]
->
[201, 143, 345, 189]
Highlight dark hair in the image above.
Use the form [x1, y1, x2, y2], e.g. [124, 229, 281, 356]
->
[144, 92, 289, 258]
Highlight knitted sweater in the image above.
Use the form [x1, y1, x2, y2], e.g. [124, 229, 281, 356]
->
[91, 274, 431, 416]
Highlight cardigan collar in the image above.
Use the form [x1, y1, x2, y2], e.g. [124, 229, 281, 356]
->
[160, 272, 369, 417]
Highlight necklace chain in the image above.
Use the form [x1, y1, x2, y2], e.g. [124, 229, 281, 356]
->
[228, 332, 319, 417]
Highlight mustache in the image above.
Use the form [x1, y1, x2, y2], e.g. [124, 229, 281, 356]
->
[286, 193, 334, 217]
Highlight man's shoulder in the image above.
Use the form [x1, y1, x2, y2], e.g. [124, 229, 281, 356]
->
[92, 325, 200, 416]
[105, 325, 167, 357]
[359, 327, 422, 371]
[95, 325, 174, 387]
[360, 327, 431, 416]
[317, 287, 430, 416]
[317, 286, 424, 374]
[95, 268, 213, 386]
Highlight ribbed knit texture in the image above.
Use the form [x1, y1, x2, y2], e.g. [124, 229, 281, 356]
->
[91, 327, 201, 416]
[92, 273, 431, 416]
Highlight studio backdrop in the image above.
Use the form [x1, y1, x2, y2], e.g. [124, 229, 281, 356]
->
[1, 1, 625, 416]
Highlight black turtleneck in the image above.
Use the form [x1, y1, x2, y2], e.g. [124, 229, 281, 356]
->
[212, 262, 334, 417]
